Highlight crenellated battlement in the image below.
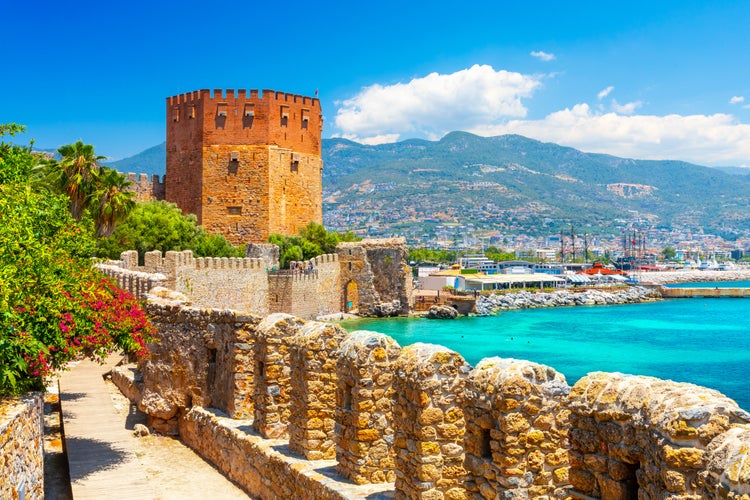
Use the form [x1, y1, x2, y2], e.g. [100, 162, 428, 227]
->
[312, 253, 339, 265]
[124, 172, 165, 202]
[195, 257, 266, 270]
[166, 88, 321, 109]
[110, 239, 406, 320]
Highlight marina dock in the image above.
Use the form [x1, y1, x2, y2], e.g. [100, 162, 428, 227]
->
[660, 287, 750, 298]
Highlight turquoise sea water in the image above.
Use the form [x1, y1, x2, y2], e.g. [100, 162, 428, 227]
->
[341, 282, 750, 410]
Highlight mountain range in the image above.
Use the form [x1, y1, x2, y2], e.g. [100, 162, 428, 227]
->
[105, 132, 750, 238]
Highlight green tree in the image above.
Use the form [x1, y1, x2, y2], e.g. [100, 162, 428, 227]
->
[484, 246, 516, 262]
[98, 200, 243, 260]
[408, 248, 457, 264]
[662, 246, 677, 261]
[46, 141, 105, 221]
[90, 166, 136, 238]
[268, 222, 360, 268]
[194, 233, 245, 258]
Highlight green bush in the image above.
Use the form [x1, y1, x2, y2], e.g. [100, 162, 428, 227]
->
[98, 200, 244, 260]
[0, 185, 155, 395]
[270, 222, 359, 268]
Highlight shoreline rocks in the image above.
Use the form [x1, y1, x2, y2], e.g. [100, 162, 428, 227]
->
[475, 286, 660, 316]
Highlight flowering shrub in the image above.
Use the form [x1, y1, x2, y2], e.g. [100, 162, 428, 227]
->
[0, 185, 155, 396]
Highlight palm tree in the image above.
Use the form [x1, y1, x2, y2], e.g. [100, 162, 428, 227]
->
[91, 167, 135, 238]
[49, 141, 105, 221]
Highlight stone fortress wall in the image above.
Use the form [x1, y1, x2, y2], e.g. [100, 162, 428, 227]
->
[0, 393, 44, 500]
[97, 238, 412, 319]
[114, 290, 750, 500]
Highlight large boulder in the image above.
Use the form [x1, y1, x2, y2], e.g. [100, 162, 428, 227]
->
[372, 300, 401, 317]
[427, 305, 458, 319]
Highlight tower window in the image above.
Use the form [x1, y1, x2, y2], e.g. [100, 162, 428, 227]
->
[227, 206, 242, 215]
[280, 105, 289, 127]
[172, 107, 180, 122]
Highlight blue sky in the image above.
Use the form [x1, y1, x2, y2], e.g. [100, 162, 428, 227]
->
[4, 0, 750, 166]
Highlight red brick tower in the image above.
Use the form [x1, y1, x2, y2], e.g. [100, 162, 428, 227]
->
[165, 89, 323, 244]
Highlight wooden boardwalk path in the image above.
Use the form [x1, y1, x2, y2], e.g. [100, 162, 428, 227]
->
[59, 356, 249, 499]
[59, 355, 152, 499]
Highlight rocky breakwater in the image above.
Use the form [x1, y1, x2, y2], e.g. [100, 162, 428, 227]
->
[475, 286, 659, 316]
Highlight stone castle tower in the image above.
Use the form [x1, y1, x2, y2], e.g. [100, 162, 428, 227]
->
[165, 89, 323, 244]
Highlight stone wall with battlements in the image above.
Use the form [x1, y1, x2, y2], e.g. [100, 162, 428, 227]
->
[101, 241, 410, 320]
[103, 249, 341, 319]
[267, 254, 341, 318]
[0, 393, 43, 500]
[96, 263, 167, 300]
[111, 294, 750, 499]
[124, 173, 165, 202]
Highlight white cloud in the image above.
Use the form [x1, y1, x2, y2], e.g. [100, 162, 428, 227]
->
[597, 86, 614, 100]
[530, 50, 556, 62]
[469, 104, 750, 166]
[611, 99, 643, 115]
[730, 95, 745, 104]
[339, 133, 400, 146]
[333, 66, 750, 166]
[333, 64, 542, 144]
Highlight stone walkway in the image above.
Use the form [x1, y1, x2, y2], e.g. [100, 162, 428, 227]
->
[59, 355, 249, 499]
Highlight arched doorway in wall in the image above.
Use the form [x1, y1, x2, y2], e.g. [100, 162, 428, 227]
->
[345, 280, 359, 313]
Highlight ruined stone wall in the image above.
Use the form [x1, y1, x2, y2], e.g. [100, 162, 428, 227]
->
[121, 299, 750, 499]
[365, 238, 412, 311]
[141, 294, 260, 433]
[267, 254, 341, 319]
[336, 242, 378, 314]
[336, 238, 412, 316]
[245, 242, 280, 263]
[0, 393, 43, 500]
